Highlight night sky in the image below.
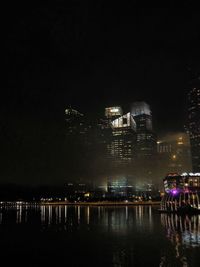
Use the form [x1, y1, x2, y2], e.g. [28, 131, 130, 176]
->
[1, 3, 200, 184]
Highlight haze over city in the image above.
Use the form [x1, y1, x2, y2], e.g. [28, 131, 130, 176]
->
[1, 4, 200, 187]
[1, 3, 200, 267]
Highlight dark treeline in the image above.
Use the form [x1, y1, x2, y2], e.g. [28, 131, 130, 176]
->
[0, 184, 67, 201]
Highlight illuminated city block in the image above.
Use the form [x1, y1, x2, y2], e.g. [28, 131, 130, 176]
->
[107, 177, 133, 198]
[160, 173, 200, 214]
[188, 82, 200, 172]
[111, 112, 136, 130]
[105, 106, 123, 118]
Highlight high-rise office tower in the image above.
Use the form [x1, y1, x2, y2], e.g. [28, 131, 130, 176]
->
[98, 106, 123, 165]
[188, 79, 200, 172]
[102, 103, 157, 181]
[104, 107, 136, 167]
[65, 107, 98, 176]
[105, 106, 123, 120]
[110, 112, 136, 166]
[157, 133, 192, 174]
[65, 107, 96, 145]
[65, 107, 85, 137]
[65, 107, 112, 177]
[131, 102, 157, 159]
[107, 176, 133, 198]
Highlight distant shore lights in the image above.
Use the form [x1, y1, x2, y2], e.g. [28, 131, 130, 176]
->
[182, 173, 200, 176]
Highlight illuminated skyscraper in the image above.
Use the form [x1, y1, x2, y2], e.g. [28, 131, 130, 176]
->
[104, 107, 137, 167]
[157, 133, 192, 174]
[105, 106, 123, 119]
[188, 79, 200, 172]
[99, 106, 124, 165]
[131, 102, 157, 159]
[65, 107, 99, 176]
[102, 102, 157, 180]
[107, 176, 133, 198]
[65, 107, 85, 137]
[109, 112, 136, 166]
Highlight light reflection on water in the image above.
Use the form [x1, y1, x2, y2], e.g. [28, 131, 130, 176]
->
[161, 214, 200, 248]
[0, 205, 200, 266]
[160, 214, 200, 266]
[38, 205, 153, 232]
[0, 205, 152, 225]
[0, 205, 154, 228]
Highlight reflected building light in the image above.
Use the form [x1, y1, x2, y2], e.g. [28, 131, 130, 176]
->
[135, 206, 139, 221]
[87, 206, 90, 225]
[64, 205, 68, 223]
[41, 205, 46, 224]
[48, 206, 52, 225]
[198, 215, 200, 232]
[16, 205, 22, 224]
[125, 206, 128, 221]
[19, 205, 22, 224]
[25, 208, 28, 223]
[98, 206, 101, 219]
[139, 206, 143, 221]
[78, 206, 80, 224]
[161, 214, 200, 249]
[59, 206, 62, 224]
[193, 216, 197, 231]
[55, 207, 58, 224]
[149, 206, 152, 225]
[135, 206, 144, 225]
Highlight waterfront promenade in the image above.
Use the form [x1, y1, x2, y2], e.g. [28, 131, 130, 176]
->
[39, 201, 161, 206]
[0, 201, 161, 207]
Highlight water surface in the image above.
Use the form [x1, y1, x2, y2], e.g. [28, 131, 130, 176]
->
[0, 205, 200, 267]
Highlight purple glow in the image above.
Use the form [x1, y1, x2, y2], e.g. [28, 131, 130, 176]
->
[171, 189, 178, 195]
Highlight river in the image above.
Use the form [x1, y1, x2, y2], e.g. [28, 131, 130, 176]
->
[0, 205, 200, 266]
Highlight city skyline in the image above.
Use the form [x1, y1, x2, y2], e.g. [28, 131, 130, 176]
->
[188, 81, 200, 172]
[64, 101, 194, 186]
[1, 4, 200, 185]
[2, 4, 200, 267]
[0, 91, 198, 185]
[2, 5, 200, 131]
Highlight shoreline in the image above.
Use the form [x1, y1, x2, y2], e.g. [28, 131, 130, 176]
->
[39, 201, 161, 206]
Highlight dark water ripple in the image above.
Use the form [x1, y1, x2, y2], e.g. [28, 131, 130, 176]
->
[0, 205, 200, 267]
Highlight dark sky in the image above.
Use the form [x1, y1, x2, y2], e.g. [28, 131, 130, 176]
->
[1, 3, 200, 184]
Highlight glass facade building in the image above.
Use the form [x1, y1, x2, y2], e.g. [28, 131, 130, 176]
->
[131, 102, 157, 159]
[157, 134, 192, 174]
[188, 79, 200, 172]
[107, 177, 132, 197]
[109, 112, 137, 166]
[103, 109, 137, 167]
